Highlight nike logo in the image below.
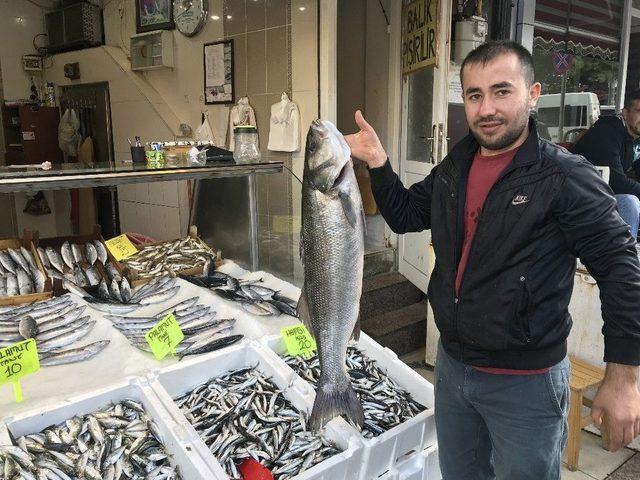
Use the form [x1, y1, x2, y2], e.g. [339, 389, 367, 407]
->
[512, 195, 529, 205]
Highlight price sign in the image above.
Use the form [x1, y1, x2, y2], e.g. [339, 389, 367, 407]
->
[105, 234, 138, 261]
[145, 313, 184, 360]
[281, 324, 317, 359]
[0, 339, 40, 403]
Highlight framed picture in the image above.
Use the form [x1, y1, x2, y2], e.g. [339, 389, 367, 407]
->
[136, 0, 174, 33]
[22, 55, 43, 71]
[204, 40, 235, 105]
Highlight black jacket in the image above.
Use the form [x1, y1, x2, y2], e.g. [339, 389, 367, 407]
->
[370, 120, 640, 368]
[571, 115, 639, 197]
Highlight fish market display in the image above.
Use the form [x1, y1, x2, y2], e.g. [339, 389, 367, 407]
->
[182, 262, 298, 317]
[0, 246, 46, 296]
[64, 276, 181, 314]
[38, 239, 122, 289]
[284, 347, 427, 438]
[105, 296, 243, 357]
[299, 119, 365, 431]
[0, 400, 182, 479]
[123, 235, 218, 282]
[0, 295, 109, 366]
[175, 366, 341, 479]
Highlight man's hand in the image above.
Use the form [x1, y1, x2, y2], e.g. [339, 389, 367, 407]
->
[591, 363, 640, 451]
[344, 110, 388, 169]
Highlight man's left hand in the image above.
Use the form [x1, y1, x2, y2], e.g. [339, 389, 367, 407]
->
[591, 363, 640, 451]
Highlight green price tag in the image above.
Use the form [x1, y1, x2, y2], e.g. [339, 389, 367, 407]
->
[281, 324, 317, 359]
[145, 313, 184, 360]
[0, 339, 40, 403]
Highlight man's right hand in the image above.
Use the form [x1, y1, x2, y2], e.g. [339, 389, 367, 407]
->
[344, 110, 388, 169]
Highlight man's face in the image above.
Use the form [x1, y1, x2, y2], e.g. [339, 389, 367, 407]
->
[622, 100, 640, 139]
[462, 53, 541, 153]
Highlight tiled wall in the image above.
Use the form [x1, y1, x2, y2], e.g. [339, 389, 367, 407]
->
[221, 0, 318, 281]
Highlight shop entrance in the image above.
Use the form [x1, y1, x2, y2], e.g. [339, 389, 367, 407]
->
[398, 0, 452, 293]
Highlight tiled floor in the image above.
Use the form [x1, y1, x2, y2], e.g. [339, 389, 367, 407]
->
[400, 348, 640, 479]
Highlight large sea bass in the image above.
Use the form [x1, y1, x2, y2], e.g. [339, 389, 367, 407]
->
[299, 119, 365, 431]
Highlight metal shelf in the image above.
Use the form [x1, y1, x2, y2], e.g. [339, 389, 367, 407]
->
[0, 161, 283, 193]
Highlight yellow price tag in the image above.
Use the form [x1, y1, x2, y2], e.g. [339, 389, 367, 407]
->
[0, 339, 40, 403]
[145, 313, 184, 360]
[105, 234, 138, 261]
[281, 324, 317, 359]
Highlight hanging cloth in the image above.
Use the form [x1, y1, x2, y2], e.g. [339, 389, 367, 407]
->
[195, 111, 218, 145]
[58, 108, 81, 156]
[228, 96, 257, 151]
[268, 92, 300, 152]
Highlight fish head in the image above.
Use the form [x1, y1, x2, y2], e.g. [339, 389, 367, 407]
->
[304, 119, 351, 193]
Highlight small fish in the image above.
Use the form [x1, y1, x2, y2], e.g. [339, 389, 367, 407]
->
[8, 248, 29, 273]
[84, 265, 101, 287]
[178, 334, 243, 358]
[104, 262, 122, 282]
[30, 267, 46, 293]
[109, 278, 123, 303]
[16, 269, 34, 295]
[45, 247, 65, 274]
[120, 277, 132, 303]
[73, 265, 88, 287]
[37, 246, 50, 268]
[84, 242, 98, 265]
[5, 273, 18, 296]
[20, 246, 38, 271]
[71, 243, 84, 264]
[0, 251, 16, 274]
[39, 340, 110, 366]
[94, 239, 109, 264]
[61, 241, 74, 269]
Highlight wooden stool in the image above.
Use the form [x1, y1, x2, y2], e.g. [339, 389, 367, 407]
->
[566, 356, 606, 471]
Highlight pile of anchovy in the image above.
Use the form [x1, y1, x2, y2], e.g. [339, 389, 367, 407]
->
[182, 263, 298, 317]
[0, 246, 47, 296]
[175, 367, 341, 479]
[0, 400, 181, 479]
[37, 240, 122, 290]
[0, 295, 110, 366]
[105, 296, 243, 357]
[283, 347, 427, 438]
[64, 276, 182, 315]
[123, 236, 218, 282]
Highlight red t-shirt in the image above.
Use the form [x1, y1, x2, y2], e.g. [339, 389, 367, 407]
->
[455, 146, 549, 375]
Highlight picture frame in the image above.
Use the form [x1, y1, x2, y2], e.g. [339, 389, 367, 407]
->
[203, 40, 235, 105]
[22, 55, 43, 71]
[135, 0, 174, 34]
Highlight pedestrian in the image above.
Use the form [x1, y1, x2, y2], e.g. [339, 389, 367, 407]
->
[345, 40, 640, 480]
[572, 89, 640, 236]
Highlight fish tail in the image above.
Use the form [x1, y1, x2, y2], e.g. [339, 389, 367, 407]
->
[309, 374, 364, 432]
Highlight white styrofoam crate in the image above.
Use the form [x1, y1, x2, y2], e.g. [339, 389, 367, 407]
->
[146, 339, 365, 480]
[0, 377, 211, 479]
[262, 331, 437, 480]
[395, 445, 441, 480]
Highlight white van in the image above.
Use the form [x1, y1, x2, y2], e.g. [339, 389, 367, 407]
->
[535, 92, 601, 143]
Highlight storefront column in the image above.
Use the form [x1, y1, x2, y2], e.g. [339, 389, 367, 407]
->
[617, 0, 633, 110]
[513, 0, 535, 51]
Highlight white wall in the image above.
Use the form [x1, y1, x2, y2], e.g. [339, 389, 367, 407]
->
[0, 0, 48, 101]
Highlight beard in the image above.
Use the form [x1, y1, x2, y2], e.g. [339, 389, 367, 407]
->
[470, 103, 530, 151]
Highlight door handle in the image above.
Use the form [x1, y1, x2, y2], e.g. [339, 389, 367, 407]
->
[427, 123, 437, 163]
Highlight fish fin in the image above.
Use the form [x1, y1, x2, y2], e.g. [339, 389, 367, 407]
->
[296, 287, 314, 338]
[338, 190, 359, 228]
[309, 373, 365, 432]
[351, 315, 361, 341]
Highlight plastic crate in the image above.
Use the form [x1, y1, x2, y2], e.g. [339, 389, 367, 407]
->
[262, 332, 437, 480]
[395, 445, 441, 480]
[145, 339, 365, 480]
[0, 377, 211, 479]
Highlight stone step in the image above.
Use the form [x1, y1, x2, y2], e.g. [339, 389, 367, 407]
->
[361, 301, 427, 357]
[360, 272, 424, 320]
[363, 247, 396, 278]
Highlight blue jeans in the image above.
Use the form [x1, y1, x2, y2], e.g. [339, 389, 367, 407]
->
[615, 194, 640, 236]
[434, 342, 570, 480]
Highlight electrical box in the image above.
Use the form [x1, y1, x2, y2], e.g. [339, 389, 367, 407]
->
[130, 30, 174, 71]
[454, 16, 488, 63]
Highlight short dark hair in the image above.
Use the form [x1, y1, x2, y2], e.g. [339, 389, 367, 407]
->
[460, 40, 536, 88]
[624, 89, 640, 109]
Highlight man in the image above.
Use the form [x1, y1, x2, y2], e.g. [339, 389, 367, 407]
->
[345, 41, 640, 480]
[572, 89, 640, 234]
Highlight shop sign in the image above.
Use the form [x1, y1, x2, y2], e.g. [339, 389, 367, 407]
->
[402, 0, 439, 74]
[0, 339, 39, 403]
[281, 324, 317, 358]
[145, 313, 184, 360]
